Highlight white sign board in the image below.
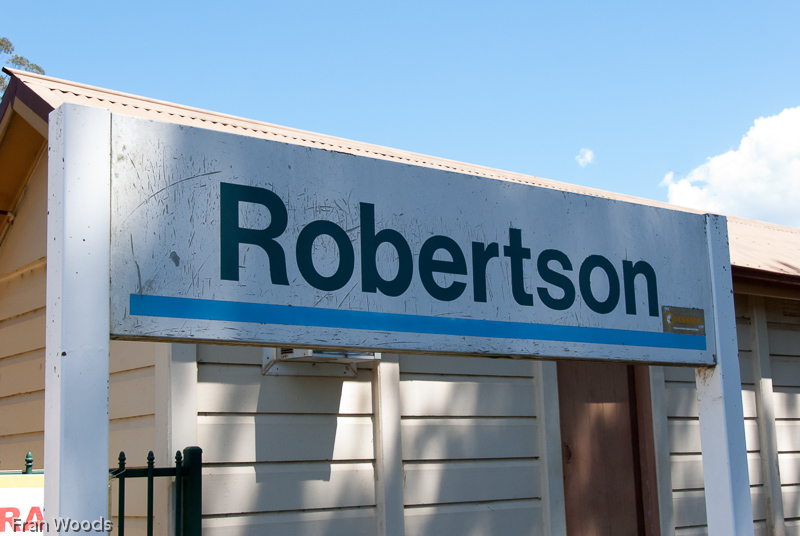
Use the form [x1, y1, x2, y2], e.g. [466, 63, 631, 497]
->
[109, 115, 716, 364]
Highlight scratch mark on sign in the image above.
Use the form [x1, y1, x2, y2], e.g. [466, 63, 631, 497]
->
[131, 235, 143, 294]
[125, 170, 222, 221]
[337, 282, 358, 309]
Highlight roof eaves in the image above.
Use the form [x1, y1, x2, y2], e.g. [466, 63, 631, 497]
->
[1, 67, 54, 125]
[7, 69, 800, 283]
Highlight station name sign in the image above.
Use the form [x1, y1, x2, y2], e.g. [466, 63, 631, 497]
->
[110, 115, 717, 364]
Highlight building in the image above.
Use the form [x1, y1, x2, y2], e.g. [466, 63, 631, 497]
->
[1, 67, 799, 535]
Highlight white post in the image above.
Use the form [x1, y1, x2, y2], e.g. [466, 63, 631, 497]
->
[373, 354, 405, 536]
[696, 214, 754, 536]
[534, 360, 567, 536]
[44, 104, 112, 530]
[750, 296, 785, 536]
[648, 366, 676, 536]
[155, 343, 198, 535]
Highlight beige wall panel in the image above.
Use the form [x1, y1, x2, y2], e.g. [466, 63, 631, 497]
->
[202, 462, 375, 515]
[675, 521, 769, 536]
[0, 156, 47, 275]
[767, 300, 800, 325]
[769, 329, 800, 358]
[777, 421, 800, 453]
[664, 367, 697, 383]
[738, 322, 753, 351]
[670, 453, 763, 490]
[773, 356, 800, 389]
[404, 499, 543, 536]
[109, 415, 155, 466]
[668, 419, 760, 453]
[109, 366, 155, 420]
[0, 308, 44, 359]
[403, 459, 540, 506]
[109, 340, 157, 374]
[0, 264, 45, 321]
[779, 453, 800, 485]
[0, 391, 43, 435]
[198, 414, 373, 463]
[663, 354, 754, 384]
[783, 484, 800, 519]
[399, 375, 537, 418]
[0, 349, 44, 397]
[734, 293, 751, 317]
[666, 383, 757, 418]
[398, 354, 535, 377]
[0, 431, 43, 471]
[110, 517, 147, 536]
[773, 387, 800, 418]
[401, 418, 538, 461]
[202, 507, 377, 536]
[673, 486, 766, 528]
[197, 344, 262, 365]
[110, 477, 150, 518]
[739, 352, 755, 383]
[786, 520, 800, 535]
[197, 363, 372, 415]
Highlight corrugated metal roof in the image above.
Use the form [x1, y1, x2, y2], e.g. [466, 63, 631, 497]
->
[4, 67, 800, 280]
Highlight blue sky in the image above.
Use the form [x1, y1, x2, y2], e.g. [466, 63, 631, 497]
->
[4, 1, 800, 224]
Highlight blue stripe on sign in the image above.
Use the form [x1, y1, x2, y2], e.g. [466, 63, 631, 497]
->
[129, 294, 707, 351]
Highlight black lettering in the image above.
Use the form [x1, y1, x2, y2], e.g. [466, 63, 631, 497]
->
[623, 260, 659, 316]
[419, 235, 468, 301]
[536, 249, 575, 310]
[503, 228, 533, 306]
[360, 202, 413, 297]
[296, 220, 354, 291]
[220, 182, 288, 284]
[579, 255, 620, 314]
[472, 242, 499, 303]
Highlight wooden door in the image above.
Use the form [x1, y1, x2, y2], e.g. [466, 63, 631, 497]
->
[557, 361, 660, 536]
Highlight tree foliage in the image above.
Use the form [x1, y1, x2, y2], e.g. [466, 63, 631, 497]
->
[0, 37, 45, 93]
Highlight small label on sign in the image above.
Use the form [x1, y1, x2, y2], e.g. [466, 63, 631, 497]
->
[662, 306, 706, 335]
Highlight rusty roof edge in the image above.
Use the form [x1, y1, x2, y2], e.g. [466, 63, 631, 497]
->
[6, 69, 800, 278]
[7, 71, 700, 213]
[6, 71, 722, 207]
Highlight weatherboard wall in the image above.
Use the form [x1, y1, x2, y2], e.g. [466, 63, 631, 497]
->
[0, 154, 47, 470]
[399, 354, 545, 535]
[195, 344, 379, 535]
[660, 293, 800, 535]
[0, 150, 158, 536]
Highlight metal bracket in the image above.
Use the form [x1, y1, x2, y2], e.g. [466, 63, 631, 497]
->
[261, 348, 379, 377]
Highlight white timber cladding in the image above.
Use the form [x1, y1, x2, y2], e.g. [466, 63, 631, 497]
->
[659, 294, 800, 535]
[765, 299, 800, 530]
[0, 140, 158, 536]
[195, 344, 378, 535]
[193, 345, 556, 535]
[398, 354, 549, 536]
[0, 154, 47, 469]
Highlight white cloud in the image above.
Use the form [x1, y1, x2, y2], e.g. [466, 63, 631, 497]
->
[575, 148, 595, 167]
[662, 106, 800, 227]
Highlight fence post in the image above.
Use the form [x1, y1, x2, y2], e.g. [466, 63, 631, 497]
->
[182, 447, 202, 536]
[117, 452, 126, 536]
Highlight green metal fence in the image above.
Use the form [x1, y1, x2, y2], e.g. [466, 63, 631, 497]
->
[110, 447, 202, 536]
[0, 451, 43, 474]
